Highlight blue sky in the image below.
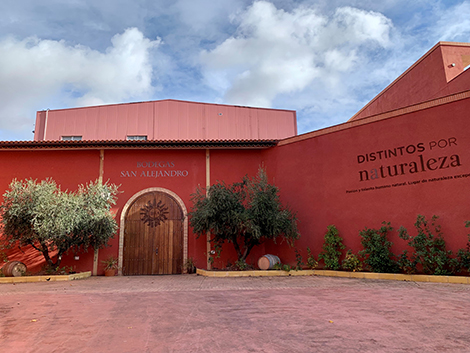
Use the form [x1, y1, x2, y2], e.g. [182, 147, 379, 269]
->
[0, 0, 469, 140]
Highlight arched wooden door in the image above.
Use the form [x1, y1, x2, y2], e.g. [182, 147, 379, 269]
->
[123, 191, 184, 275]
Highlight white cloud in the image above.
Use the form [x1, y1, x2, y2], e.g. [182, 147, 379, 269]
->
[433, 1, 470, 42]
[200, 1, 393, 108]
[0, 0, 467, 140]
[0, 27, 160, 138]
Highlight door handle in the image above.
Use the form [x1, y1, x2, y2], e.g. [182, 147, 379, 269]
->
[155, 247, 158, 256]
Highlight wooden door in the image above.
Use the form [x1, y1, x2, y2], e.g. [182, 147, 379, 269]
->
[123, 191, 184, 275]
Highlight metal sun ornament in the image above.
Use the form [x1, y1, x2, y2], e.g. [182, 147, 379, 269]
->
[140, 199, 169, 227]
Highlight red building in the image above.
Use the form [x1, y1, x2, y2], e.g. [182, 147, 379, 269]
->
[1, 42, 470, 275]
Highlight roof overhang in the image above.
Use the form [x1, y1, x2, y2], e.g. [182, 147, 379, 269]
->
[0, 139, 278, 151]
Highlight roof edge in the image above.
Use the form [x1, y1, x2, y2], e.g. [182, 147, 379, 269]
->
[0, 139, 279, 150]
[348, 41, 455, 122]
[279, 89, 470, 147]
[37, 99, 296, 114]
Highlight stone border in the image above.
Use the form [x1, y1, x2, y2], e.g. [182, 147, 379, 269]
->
[0, 271, 91, 284]
[197, 269, 470, 284]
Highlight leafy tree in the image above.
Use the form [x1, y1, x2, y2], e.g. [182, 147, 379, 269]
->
[189, 168, 299, 263]
[0, 179, 119, 267]
[318, 225, 345, 270]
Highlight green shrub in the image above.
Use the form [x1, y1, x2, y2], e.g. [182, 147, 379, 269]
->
[319, 225, 345, 270]
[234, 259, 252, 271]
[272, 263, 292, 271]
[453, 221, 470, 274]
[294, 249, 304, 270]
[184, 257, 197, 274]
[306, 247, 318, 270]
[342, 250, 362, 272]
[396, 250, 415, 274]
[359, 222, 398, 273]
[398, 215, 453, 275]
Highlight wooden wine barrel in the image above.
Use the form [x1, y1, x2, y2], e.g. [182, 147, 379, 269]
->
[258, 254, 280, 270]
[2, 261, 27, 277]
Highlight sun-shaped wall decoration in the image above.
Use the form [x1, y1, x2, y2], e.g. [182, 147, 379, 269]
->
[140, 199, 169, 227]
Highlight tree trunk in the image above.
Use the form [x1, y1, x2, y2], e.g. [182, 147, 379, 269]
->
[240, 242, 255, 263]
[34, 241, 56, 268]
[231, 236, 243, 261]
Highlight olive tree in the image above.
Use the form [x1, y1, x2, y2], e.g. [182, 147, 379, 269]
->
[0, 179, 119, 267]
[189, 168, 299, 263]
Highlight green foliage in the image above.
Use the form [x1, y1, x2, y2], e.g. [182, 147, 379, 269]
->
[234, 259, 251, 271]
[184, 257, 197, 274]
[453, 222, 470, 274]
[359, 222, 398, 273]
[396, 250, 415, 274]
[294, 249, 304, 270]
[398, 215, 453, 275]
[0, 246, 8, 263]
[41, 264, 75, 275]
[189, 168, 299, 263]
[101, 256, 118, 271]
[0, 245, 10, 277]
[272, 262, 292, 271]
[342, 250, 363, 272]
[306, 247, 318, 270]
[0, 178, 119, 267]
[318, 225, 345, 270]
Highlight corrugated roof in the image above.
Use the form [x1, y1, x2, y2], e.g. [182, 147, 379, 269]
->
[0, 139, 278, 150]
[35, 99, 297, 142]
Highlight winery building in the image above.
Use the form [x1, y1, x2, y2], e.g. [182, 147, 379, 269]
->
[1, 41, 470, 275]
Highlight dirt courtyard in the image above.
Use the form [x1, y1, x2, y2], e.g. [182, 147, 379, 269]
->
[1, 275, 469, 352]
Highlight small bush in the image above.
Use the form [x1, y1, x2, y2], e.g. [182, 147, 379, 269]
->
[359, 222, 398, 273]
[319, 225, 345, 270]
[184, 257, 196, 274]
[342, 250, 362, 272]
[306, 247, 318, 270]
[453, 221, 470, 274]
[235, 260, 250, 271]
[398, 215, 453, 275]
[273, 263, 292, 271]
[397, 250, 416, 274]
[294, 249, 304, 270]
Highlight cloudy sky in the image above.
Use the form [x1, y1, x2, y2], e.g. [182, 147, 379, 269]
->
[1, 0, 469, 140]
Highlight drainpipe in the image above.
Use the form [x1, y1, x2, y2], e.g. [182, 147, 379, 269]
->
[206, 149, 211, 270]
[43, 109, 50, 140]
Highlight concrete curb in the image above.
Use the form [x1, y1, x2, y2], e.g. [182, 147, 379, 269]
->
[0, 271, 92, 284]
[196, 268, 470, 284]
[197, 268, 315, 277]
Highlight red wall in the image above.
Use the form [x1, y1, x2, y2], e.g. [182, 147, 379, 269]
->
[2, 97, 470, 274]
[263, 97, 470, 265]
[97, 149, 207, 273]
[208, 149, 266, 268]
[0, 150, 101, 272]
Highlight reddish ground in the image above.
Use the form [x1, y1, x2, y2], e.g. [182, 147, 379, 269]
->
[1, 275, 469, 352]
